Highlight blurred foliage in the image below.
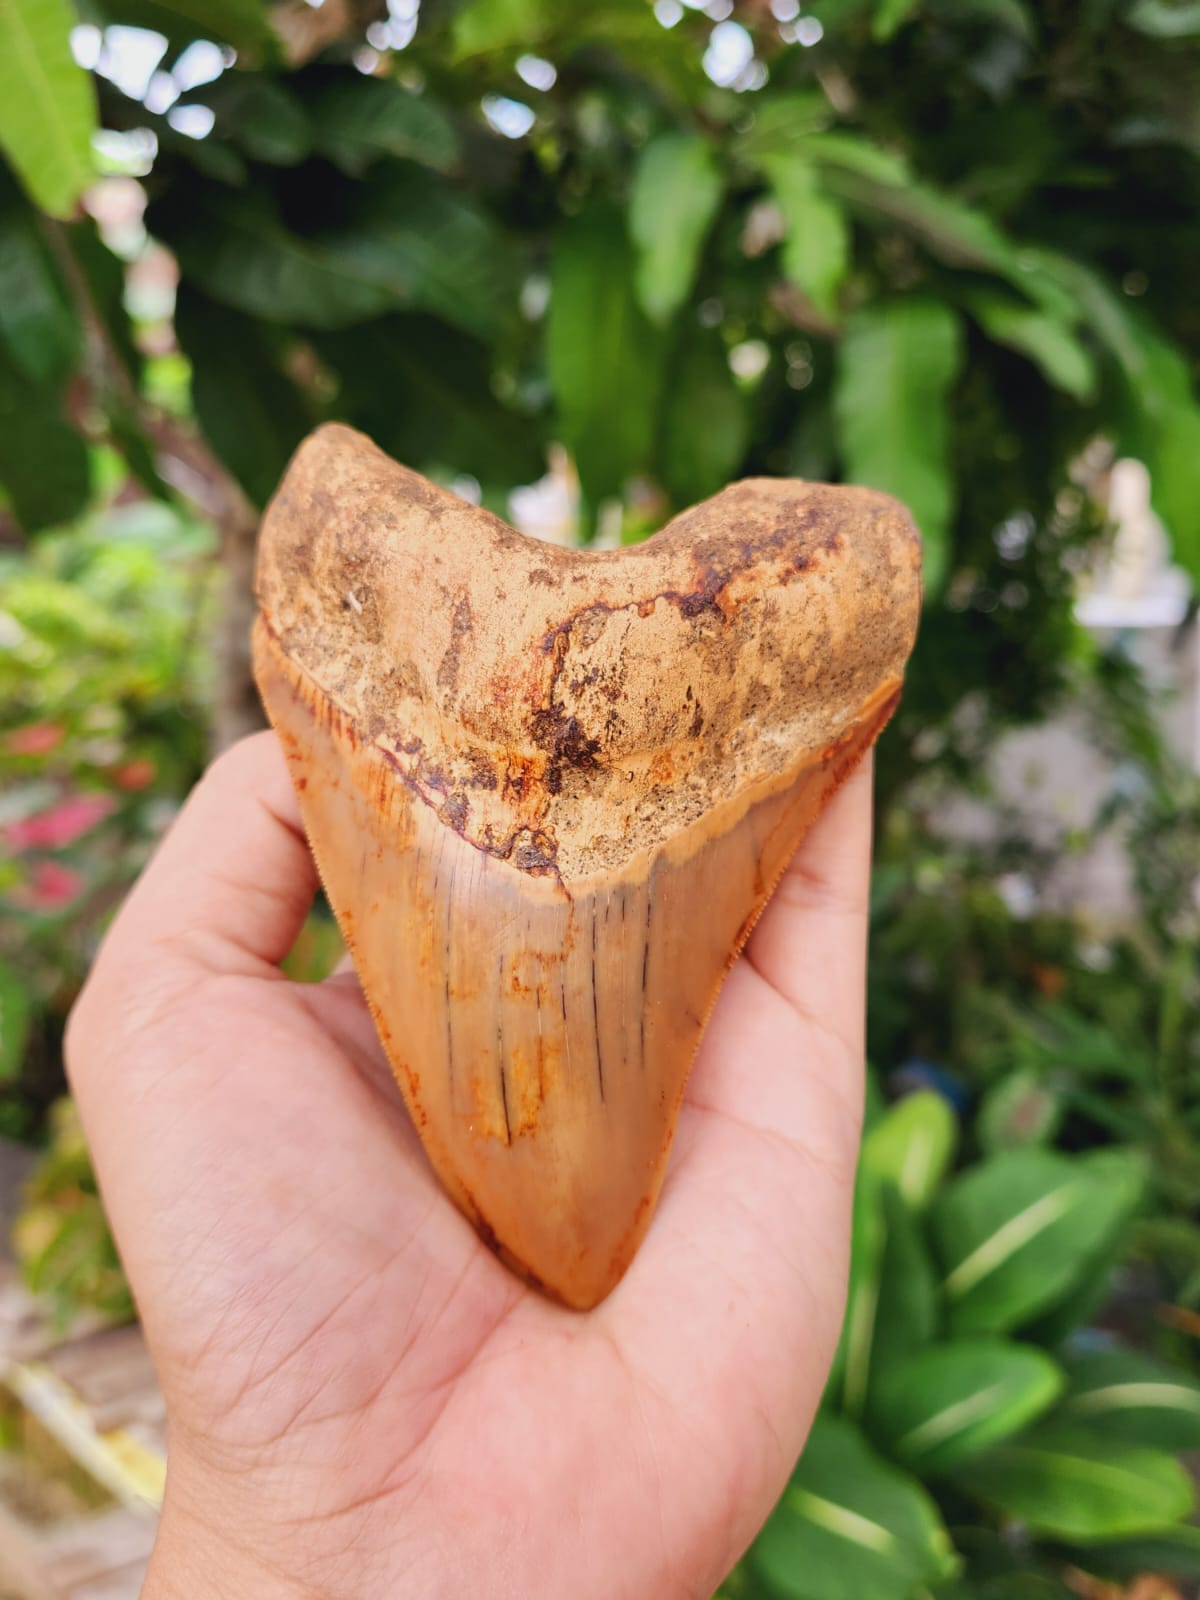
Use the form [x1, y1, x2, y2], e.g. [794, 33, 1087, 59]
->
[1, 1, 1200, 1595]
[720, 1092, 1200, 1598]
[13, 1096, 135, 1327]
[0, 483, 213, 1135]
[709, 1099, 1200, 1600]
[0, 0, 1195, 789]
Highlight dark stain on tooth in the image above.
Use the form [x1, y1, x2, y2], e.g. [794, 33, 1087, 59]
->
[511, 828, 559, 875]
[441, 792, 469, 832]
[497, 957, 512, 1145]
[436, 594, 474, 693]
[465, 748, 499, 790]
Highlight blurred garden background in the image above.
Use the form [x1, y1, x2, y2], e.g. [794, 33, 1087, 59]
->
[1, 0, 1200, 1594]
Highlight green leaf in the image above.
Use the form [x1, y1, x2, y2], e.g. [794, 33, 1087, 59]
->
[735, 93, 832, 161]
[1020, 1230, 1126, 1350]
[66, 216, 141, 386]
[752, 1417, 957, 1600]
[311, 78, 458, 176]
[200, 74, 311, 167]
[813, 150, 1062, 320]
[0, 170, 79, 384]
[1120, 326, 1200, 581]
[875, 0, 920, 39]
[313, 315, 544, 493]
[91, 0, 277, 53]
[174, 286, 312, 508]
[934, 1576, 1075, 1600]
[547, 201, 668, 509]
[932, 1149, 1145, 1336]
[1072, 1523, 1200, 1582]
[739, 92, 832, 156]
[869, 1339, 1063, 1475]
[152, 172, 516, 338]
[762, 156, 848, 321]
[861, 1090, 958, 1210]
[836, 1164, 888, 1417]
[977, 1070, 1064, 1154]
[1027, 252, 1200, 576]
[658, 327, 748, 504]
[629, 132, 723, 325]
[1126, 0, 1200, 36]
[834, 298, 962, 593]
[869, 1186, 940, 1381]
[0, 339, 89, 530]
[1060, 1348, 1200, 1451]
[926, 0, 1035, 36]
[958, 1424, 1195, 1542]
[967, 294, 1097, 402]
[453, 0, 553, 56]
[804, 132, 912, 187]
[0, 0, 97, 217]
[450, 0, 702, 94]
[0, 956, 31, 1082]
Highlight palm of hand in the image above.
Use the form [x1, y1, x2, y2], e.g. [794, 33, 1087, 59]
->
[68, 736, 869, 1600]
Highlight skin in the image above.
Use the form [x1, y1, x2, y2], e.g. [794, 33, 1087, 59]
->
[66, 731, 872, 1600]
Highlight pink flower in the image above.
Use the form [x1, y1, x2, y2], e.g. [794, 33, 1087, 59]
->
[13, 860, 85, 910]
[3, 793, 116, 852]
[5, 722, 65, 756]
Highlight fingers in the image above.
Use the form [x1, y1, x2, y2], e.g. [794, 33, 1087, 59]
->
[602, 759, 876, 1541]
[93, 731, 316, 989]
[744, 750, 874, 1036]
[685, 750, 874, 1136]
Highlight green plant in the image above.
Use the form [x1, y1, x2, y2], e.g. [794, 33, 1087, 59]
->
[1, 2, 1198, 1584]
[866, 723, 1200, 1320]
[12, 905, 341, 1329]
[0, 488, 213, 1135]
[0, 0, 1197, 766]
[728, 1090, 1200, 1598]
[13, 1096, 135, 1328]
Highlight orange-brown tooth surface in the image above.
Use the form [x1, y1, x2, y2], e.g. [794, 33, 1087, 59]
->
[253, 423, 922, 1309]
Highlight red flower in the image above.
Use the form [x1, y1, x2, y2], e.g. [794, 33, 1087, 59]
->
[5, 722, 65, 756]
[114, 758, 156, 792]
[13, 860, 85, 910]
[3, 793, 116, 852]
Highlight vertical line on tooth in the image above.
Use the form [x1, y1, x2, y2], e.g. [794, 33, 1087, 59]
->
[561, 952, 572, 1087]
[536, 965, 545, 1104]
[444, 848, 457, 1102]
[619, 889, 627, 1091]
[497, 952, 511, 1145]
[592, 894, 605, 1104]
[640, 885, 652, 1075]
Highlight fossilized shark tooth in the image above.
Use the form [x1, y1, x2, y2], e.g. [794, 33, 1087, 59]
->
[253, 424, 921, 1309]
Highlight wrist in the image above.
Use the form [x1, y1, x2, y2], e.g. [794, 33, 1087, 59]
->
[144, 1491, 312, 1600]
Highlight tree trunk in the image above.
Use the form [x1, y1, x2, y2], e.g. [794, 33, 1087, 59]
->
[214, 497, 266, 750]
[47, 219, 266, 755]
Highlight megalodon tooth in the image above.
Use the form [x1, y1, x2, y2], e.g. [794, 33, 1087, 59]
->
[253, 424, 921, 1309]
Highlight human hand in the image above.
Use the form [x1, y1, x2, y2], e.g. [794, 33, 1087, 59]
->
[67, 732, 871, 1600]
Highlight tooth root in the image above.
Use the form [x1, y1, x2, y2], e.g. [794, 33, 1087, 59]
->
[256, 622, 898, 1309]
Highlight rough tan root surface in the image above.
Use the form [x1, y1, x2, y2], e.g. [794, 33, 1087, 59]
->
[254, 424, 922, 1309]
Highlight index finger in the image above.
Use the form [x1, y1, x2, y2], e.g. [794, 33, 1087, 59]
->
[97, 732, 316, 984]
